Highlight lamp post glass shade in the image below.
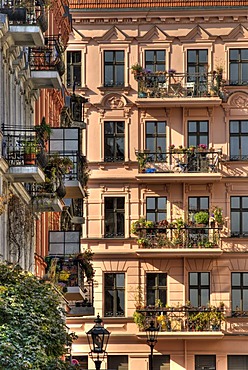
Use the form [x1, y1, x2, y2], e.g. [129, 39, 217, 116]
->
[146, 320, 159, 346]
[86, 314, 110, 354]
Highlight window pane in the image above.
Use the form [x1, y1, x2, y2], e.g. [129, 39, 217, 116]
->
[147, 198, 156, 210]
[201, 273, 209, 285]
[232, 290, 241, 311]
[157, 121, 166, 134]
[242, 197, 248, 208]
[230, 64, 238, 83]
[201, 289, 209, 306]
[231, 211, 240, 234]
[188, 50, 196, 63]
[105, 198, 114, 210]
[116, 274, 125, 287]
[199, 50, 208, 63]
[200, 198, 209, 210]
[230, 137, 239, 159]
[117, 198, 125, 209]
[243, 273, 248, 286]
[231, 197, 240, 208]
[116, 65, 124, 85]
[230, 49, 239, 60]
[159, 290, 166, 304]
[232, 273, 240, 286]
[105, 274, 114, 287]
[116, 290, 125, 314]
[241, 64, 248, 83]
[242, 212, 248, 234]
[243, 290, 248, 311]
[158, 197, 167, 210]
[116, 51, 124, 62]
[157, 50, 165, 61]
[159, 274, 166, 286]
[241, 49, 248, 60]
[146, 121, 155, 134]
[105, 51, 113, 62]
[199, 121, 208, 132]
[230, 121, 239, 133]
[147, 274, 156, 287]
[147, 213, 156, 222]
[116, 137, 124, 157]
[241, 121, 248, 133]
[189, 272, 198, 285]
[189, 289, 198, 306]
[145, 50, 154, 61]
[146, 137, 155, 151]
[116, 122, 124, 133]
[157, 137, 166, 150]
[188, 121, 197, 132]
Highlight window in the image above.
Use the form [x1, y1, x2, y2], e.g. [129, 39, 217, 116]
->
[150, 355, 170, 370]
[104, 51, 124, 87]
[229, 49, 248, 85]
[104, 197, 125, 238]
[195, 355, 216, 370]
[104, 121, 125, 162]
[230, 120, 248, 160]
[228, 355, 248, 370]
[232, 272, 248, 313]
[231, 196, 248, 237]
[188, 121, 209, 148]
[189, 272, 210, 307]
[108, 355, 128, 370]
[147, 273, 167, 306]
[146, 197, 167, 223]
[146, 121, 166, 159]
[66, 51, 81, 88]
[187, 49, 208, 95]
[188, 196, 209, 222]
[104, 273, 125, 317]
[145, 50, 165, 72]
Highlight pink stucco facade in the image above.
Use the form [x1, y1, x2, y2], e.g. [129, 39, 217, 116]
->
[66, 2, 248, 369]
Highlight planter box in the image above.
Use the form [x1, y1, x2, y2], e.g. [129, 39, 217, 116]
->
[32, 196, 63, 212]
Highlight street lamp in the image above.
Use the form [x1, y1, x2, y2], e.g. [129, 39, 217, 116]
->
[145, 320, 159, 370]
[86, 314, 110, 370]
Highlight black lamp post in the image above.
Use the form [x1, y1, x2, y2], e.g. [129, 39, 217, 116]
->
[86, 314, 110, 370]
[146, 320, 159, 370]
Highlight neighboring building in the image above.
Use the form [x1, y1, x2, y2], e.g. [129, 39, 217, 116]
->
[66, 1, 248, 369]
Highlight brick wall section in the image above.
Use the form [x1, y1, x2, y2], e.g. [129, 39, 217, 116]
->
[69, 0, 248, 9]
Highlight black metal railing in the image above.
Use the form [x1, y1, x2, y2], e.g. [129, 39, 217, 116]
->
[135, 225, 221, 249]
[135, 72, 225, 99]
[29, 37, 65, 75]
[0, 0, 46, 25]
[2, 129, 44, 167]
[71, 198, 83, 218]
[136, 150, 220, 173]
[136, 305, 224, 332]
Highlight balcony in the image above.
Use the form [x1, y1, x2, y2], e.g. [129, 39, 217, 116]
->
[29, 37, 64, 89]
[3, 130, 45, 183]
[135, 149, 222, 183]
[61, 94, 88, 129]
[47, 231, 94, 316]
[0, 0, 46, 46]
[133, 219, 223, 258]
[133, 71, 224, 107]
[135, 305, 225, 339]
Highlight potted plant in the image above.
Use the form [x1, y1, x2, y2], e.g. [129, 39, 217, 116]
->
[213, 206, 224, 227]
[133, 311, 146, 330]
[24, 140, 38, 165]
[194, 211, 209, 226]
[131, 63, 143, 77]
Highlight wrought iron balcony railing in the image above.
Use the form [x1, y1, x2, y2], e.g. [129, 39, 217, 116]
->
[135, 72, 225, 99]
[136, 150, 220, 174]
[135, 305, 225, 333]
[135, 225, 221, 249]
[29, 36, 65, 76]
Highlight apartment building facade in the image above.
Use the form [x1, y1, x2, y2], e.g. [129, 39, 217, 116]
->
[66, 1, 248, 369]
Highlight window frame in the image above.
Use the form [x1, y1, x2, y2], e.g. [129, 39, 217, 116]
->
[104, 273, 125, 317]
[231, 272, 248, 314]
[229, 120, 248, 161]
[104, 121, 125, 162]
[144, 50, 166, 72]
[66, 51, 82, 88]
[146, 272, 167, 307]
[229, 48, 248, 86]
[104, 50, 125, 87]
[145, 120, 167, 158]
[230, 196, 248, 237]
[146, 196, 167, 223]
[104, 197, 125, 238]
[187, 49, 208, 94]
[189, 272, 210, 307]
[187, 120, 209, 148]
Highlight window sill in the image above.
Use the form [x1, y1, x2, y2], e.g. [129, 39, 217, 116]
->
[98, 85, 131, 95]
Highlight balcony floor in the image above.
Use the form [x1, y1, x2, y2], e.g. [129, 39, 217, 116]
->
[30, 70, 62, 89]
[136, 248, 223, 258]
[136, 172, 222, 183]
[9, 25, 44, 47]
[64, 180, 86, 199]
[5, 165, 45, 183]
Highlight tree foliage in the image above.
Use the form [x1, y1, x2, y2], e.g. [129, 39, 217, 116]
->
[0, 263, 77, 370]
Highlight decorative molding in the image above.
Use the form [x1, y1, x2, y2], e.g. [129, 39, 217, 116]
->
[229, 92, 248, 109]
[136, 25, 173, 43]
[179, 25, 216, 42]
[94, 26, 133, 43]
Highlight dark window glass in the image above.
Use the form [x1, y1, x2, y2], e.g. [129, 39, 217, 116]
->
[104, 121, 125, 162]
[146, 273, 167, 306]
[105, 197, 125, 238]
[67, 51, 81, 88]
[104, 51, 124, 87]
[108, 355, 128, 370]
[187, 49, 208, 95]
[232, 272, 248, 313]
[145, 50, 166, 72]
[188, 196, 209, 222]
[104, 273, 125, 317]
[230, 120, 248, 160]
[189, 272, 210, 307]
[228, 355, 248, 370]
[229, 49, 248, 85]
[146, 197, 167, 223]
[231, 196, 248, 237]
[195, 355, 216, 370]
[145, 121, 166, 159]
[149, 355, 170, 370]
[188, 121, 209, 148]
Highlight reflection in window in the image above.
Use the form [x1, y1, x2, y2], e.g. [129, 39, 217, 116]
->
[104, 51, 124, 87]
[231, 196, 248, 237]
[66, 51, 81, 88]
[146, 197, 167, 223]
[229, 49, 248, 85]
[187, 49, 208, 95]
[104, 121, 125, 162]
[145, 50, 166, 72]
[145, 121, 166, 161]
[104, 197, 125, 238]
[230, 120, 248, 160]
[104, 273, 125, 317]
[189, 272, 210, 307]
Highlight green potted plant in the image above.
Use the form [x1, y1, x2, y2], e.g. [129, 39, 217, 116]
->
[133, 311, 146, 330]
[213, 206, 224, 227]
[194, 211, 209, 226]
[24, 140, 38, 165]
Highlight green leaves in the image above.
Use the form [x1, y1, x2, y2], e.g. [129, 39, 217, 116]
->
[0, 263, 76, 370]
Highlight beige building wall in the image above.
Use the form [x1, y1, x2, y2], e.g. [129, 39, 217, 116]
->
[67, 2, 248, 369]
